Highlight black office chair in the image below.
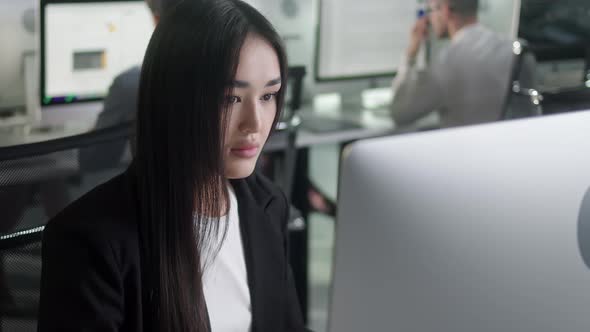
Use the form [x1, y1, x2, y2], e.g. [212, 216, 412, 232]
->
[0, 226, 43, 331]
[263, 66, 307, 231]
[277, 66, 306, 214]
[502, 40, 543, 120]
[263, 66, 310, 319]
[0, 123, 132, 331]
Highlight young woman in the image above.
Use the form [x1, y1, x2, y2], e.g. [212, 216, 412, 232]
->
[37, 0, 307, 331]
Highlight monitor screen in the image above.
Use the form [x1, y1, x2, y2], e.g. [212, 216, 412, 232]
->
[519, 0, 590, 62]
[41, 0, 153, 106]
[314, 0, 417, 81]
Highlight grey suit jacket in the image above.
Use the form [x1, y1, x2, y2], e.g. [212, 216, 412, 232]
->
[78, 66, 140, 171]
[391, 24, 536, 128]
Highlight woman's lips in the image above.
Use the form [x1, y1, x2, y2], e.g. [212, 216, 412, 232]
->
[230, 144, 260, 158]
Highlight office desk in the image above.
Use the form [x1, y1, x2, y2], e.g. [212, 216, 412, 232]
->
[0, 122, 94, 148]
[266, 107, 439, 152]
[0, 106, 439, 150]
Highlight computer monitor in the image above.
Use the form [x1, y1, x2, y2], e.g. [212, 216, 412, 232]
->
[0, 0, 36, 114]
[314, 0, 418, 81]
[40, 0, 154, 106]
[315, 0, 521, 82]
[519, 0, 590, 63]
[331, 111, 590, 332]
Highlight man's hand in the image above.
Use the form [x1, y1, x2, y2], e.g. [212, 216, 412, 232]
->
[407, 17, 428, 63]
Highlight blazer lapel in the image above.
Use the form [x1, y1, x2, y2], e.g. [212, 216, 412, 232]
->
[231, 178, 286, 332]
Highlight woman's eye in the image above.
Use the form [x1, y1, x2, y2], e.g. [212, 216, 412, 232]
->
[261, 93, 277, 102]
[227, 96, 241, 104]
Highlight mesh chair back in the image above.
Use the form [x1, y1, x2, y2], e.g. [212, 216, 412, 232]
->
[0, 123, 132, 331]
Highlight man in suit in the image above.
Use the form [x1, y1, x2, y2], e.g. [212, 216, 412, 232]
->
[391, 0, 536, 128]
[79, 0, 181, 171]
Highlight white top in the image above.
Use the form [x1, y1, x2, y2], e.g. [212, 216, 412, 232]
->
[202, 186, 252, 332]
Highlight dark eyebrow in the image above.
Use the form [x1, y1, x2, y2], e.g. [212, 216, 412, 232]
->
[231, 77, 282, 88]
[265, 78, 282, 87]
[232, 80, 250, 88]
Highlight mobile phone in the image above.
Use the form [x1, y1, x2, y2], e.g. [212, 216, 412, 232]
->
[417, 8, 427, 18]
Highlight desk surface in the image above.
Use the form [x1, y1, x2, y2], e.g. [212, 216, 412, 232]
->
[0, 105, 439, 188]
[0, 105, 439, 150]
[266, 107, 439, 151]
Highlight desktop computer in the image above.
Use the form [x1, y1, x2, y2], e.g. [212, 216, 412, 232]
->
[315, 0, 414, 81]
[41, 0, 154, 106]
[331, 111, 590, 331]
[309, 0, 416, 133]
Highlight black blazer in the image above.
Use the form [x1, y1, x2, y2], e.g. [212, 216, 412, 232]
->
[37, 167, 307, 331]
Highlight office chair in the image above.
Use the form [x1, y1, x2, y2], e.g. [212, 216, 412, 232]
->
[0, 226, 43, 331]
[281, 66, 306, 216]
[266, 65, 310, 319]
[501, 40, 543, 120]
[266, 66, 307, 231]
[0, 123, 132, 331]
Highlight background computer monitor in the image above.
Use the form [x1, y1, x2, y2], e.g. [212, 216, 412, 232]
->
[519, 0, 590, 90]
[0, 0, 36, 114]
[331, 111, 590, 331]
[519, 0, 590, 63]
[314, 0, 520, 83]
[314, 0, 417, 82]
[40, 0, 153, 106]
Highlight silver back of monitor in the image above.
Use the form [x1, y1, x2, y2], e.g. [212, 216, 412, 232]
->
[331, 111, 590, 332]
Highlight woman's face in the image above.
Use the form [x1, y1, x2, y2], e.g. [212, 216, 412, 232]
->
[223, 34, 282, 179]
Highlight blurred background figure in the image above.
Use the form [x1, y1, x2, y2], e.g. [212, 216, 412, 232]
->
[391, 0, 536, 128]
[78, 0, 183, 171]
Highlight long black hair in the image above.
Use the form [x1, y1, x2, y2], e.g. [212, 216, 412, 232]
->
[134, 0, 288, 330]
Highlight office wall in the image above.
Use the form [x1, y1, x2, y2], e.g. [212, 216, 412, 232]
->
[245, 0, 318, 100]
[479, 0, 521, 38]
[0, 0, 36, 112]
[246, 0, 315, 69]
